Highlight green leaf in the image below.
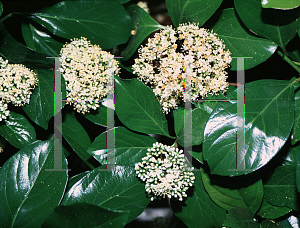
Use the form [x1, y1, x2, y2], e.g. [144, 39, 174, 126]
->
[22, 22, 64, 57]
[0, 140, 68, 228]
[208, 8, 277, 71]
[88, 127, 156, 166]
[26, 1, 132, 49]
[121, 4, 165, 61]
[82, 103, 113, 127]
[165, 0, 223, 27]
[171, 170, 227, 228]
[174, 106, 210, 147]
[234, 0, 300, 48]
[223, 207, 260, 228]
[0, 23, 53, 69]
[0, 111, 36, 149]
[292, 85, 300, 144]
[278, 216, 299, 228]
[264, 165, 299, 211]
[257, 199, 291, 219]
[23, 69, 54, 130]
[260, 220, 283, 228]
[43, 203, 129, 228]
[262, 0, 300, 9]
[62, 111, 93, 169]
[115, 76, 172, 138]
[203, 80, 294, 176]
[189, 151, 204, 164]
[201, 170, 263, 215]
[296, 147, 300, 192]
[62, 166, 150, 223]
[0, 2, 2, 17]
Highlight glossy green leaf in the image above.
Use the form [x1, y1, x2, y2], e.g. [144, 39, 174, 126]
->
[189, 151, 204, 164]
[0, 140, 68, 228]
[292, 85, 300, 144]
[0, 23, 53, 69]
[165, 0, 223, 27]
[62, 111, 93, 169]
[234, 0, 300, 48]
[260, 220, 283, 228]
[264, 165, 299, 211]
[43, 203, 129, 228]
[262, 0, 300, 9]
[296, 147, 300, 192]
[171, 170, 227, 228]
[203, 80, 294, 176]
[201, 170, 263, 215]
[22, 22, 64, 57]
[174, 106, 210, 147]
[0, 111, 36, 149]
[88, 127, 156, 166]
[208, 8, 277, 71]
[23, 69, 54, 130]
[82, 103, 113, 127]
[115, 76, 172, 138]
[26, 1, 132, 49]
[62, 166, 150, 223]
[223, 207, 260, 228]
[257, 199, 291, 219]
[121, 4, 165, 61]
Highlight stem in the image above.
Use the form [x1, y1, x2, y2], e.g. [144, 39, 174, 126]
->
[277, 50, 300, 74]
[0, 13, 12, 22]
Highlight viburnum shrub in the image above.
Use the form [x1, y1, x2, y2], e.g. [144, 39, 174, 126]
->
[0, 1, 300, 228]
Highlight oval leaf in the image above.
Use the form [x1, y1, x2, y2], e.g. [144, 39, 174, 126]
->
[0, 140, 68, 228]
[23, 69, 54, 130]
[0, 111, 36, 149]
[121, 4, 165, 61]
[165, 0, 223, 27]
[223, 207, 260, 228]
[115, 76, 172, 138]
[43, 203, 129, 228]
[234, 0, 300, 48]
[208, 8, 277, 71]
[88, 126, 157, 166]
[26, 1, 133, 49]
[257, 199, 291, 219]
[62, 166, 150, 223]
[262, 0, 300, 10]
[203, 80, 294, 176]
[170, 170, 227, 228]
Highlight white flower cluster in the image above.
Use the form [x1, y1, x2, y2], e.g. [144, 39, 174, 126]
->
[137, 1, 150, 13]
[135, 142, 195, 201]
[60, 37, 120, 114]
[132, 23, 232, 114]
[0, 57, 38, 121]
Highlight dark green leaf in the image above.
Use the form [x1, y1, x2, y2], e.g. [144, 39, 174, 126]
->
[223, 207, 260, 228]
[234, 0, 300, 48]
[62, 166, 150, 223]
[260, 219, 283, 228]
[62, 111, 93, 169]
[43, 203, 129, 228]
[171, 170, 227, 228]
[208, 8, 277, 71]
[22, 22, 64, 57]
[121, 4, 165, 61]
[83, 103, 113, 127]
[201, 170, 263, 215]
[0, 23, 53, 69]
[88, 127, 156, 166]
[203, 80, 294, 176]
[292, 84, 300, 144]
[0, 111, 36, 149]
[23, 69, 54, 130]
[26, 1, 132, 49]
[257, 199, 291, 219]
[262, 0, 300, 9]
[174, 106, 210, 147]
[189, 151, 204, 164]
[165, 0, 223, 27]
[115, 76, 172, 138]
[278, 216, 299, 228]
[264, 165, 299, 211]
[296, 147, 300, 192]
[0, 140, 68, 228]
